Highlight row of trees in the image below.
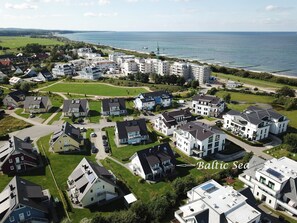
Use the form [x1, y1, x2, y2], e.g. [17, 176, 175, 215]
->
[149, 73, 186, 86]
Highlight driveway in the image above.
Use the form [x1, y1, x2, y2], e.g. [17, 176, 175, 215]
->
[93, 128, 108, 160]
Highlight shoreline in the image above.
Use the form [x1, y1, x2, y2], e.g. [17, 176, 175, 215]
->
[58, 34, 297, 81]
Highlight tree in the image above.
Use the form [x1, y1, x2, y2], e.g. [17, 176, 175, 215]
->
[207, 87, 218, 95]
[191, 80, 199, 89]
[284, 133, 297, 150]
[276, 86, 295, 97]
[223, 93, 231, 103]
[19, 82, 31, 93]
[23, 43, 44, 54]
[155, 105, 161, 112]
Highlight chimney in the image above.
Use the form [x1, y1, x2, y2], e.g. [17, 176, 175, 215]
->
[203, 129, 206, 133]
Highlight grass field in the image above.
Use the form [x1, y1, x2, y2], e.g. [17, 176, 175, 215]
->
[88, 100, 101, 123]
[214, 72, 297, 90]
[43, 82, 148, 96]
[0, 115, 32, 136]
[0, 36, 64, 54]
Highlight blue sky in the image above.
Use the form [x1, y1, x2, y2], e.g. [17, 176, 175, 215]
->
[1, 0, 296, 31]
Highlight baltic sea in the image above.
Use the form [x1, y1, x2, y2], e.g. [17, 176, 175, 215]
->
[60, 32, 297, 77]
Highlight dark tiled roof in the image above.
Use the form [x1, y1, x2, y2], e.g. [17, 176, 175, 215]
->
[139, 91, 172, 102]
[24, 96, 50, 109]
[161, 108, 193, 128]
[63, 122, 82, 143]
[102, 98, 126, 112]
[192, 94, 221, 105]
[179, 121, 223, 141]
[135, 143, 175, 175]
[39, 69, 53, 79]
[282, 178, 297, 203]
[6, 90, 26, 103]
[116, 119, 148, 140]
[63, 99, 88, 113]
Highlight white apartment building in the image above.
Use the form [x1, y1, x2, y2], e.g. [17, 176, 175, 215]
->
[121, 60, 138, 75]
[239, 156, 297, 216]
[92, 60, 116, 71]
[78, 66, 102, 80]
[174, 180, 261, 223]
[154, 108, 193, 136]
[192, 94, 225, 117]
[138, 59, 154, 74]
[116, 55, 135, 66]
[109, 52, 126, 62]
[52, 64, 73, 77]
[173, 121, 226, 158]
[190, 64, 211, 84]
[226, 80, 242, 89]
[223, 106, 289, 141]
[67, 158, 118, 207]
[77, 48, 93, 57]
[170, 62, 190, 79]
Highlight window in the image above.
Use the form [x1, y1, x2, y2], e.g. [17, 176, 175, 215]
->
[256, 192, 259, 196]
[269, 200, 271, 204]
[259, 176, 266, 184]
[103, 185, 105, 189]
[91, 197, 94, 201]
[90, 190, 93, 193]
[10, 166, 14, 171]
[9, 159, 13, 163]
[21, 156, 24, 161]
[27, 211, 31, 216]
[267, 181, 275, 190]
[9, 216, 15, 222]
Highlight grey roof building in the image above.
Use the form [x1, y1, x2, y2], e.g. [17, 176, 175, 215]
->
[3, 90, 26, 108]
[101, 98, 127, 116]
[115, 119, 149, 145]
[62, 99, 89, 117]
[0, 176, 52, 223]
[24, 96, 52, 113]
[130, 143, 176, 180]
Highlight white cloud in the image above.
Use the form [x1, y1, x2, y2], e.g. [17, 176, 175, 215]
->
[265, 5, 293, 12]
[98, 0, 110, 5]
[125, 0, 140, 2]
[5, 3, 38, 10]
[83, 12, 118, 17]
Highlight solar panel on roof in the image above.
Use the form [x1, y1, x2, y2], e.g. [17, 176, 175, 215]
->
[201, 183, 216, 192]
[267, 168, 283, 179]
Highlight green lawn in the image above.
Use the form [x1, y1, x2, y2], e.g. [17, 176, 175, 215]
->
[214, 72, 297, 90]
[48, 111, 62, 125]
[0, 36, 64, 54]
[43, 82, 148, 96]
[0, 115, 32, 136]
[15, 108, 30, 119]
[105, 127, 161, 162]
[88, 100, 101, 123]
[264, 145, 297, 161]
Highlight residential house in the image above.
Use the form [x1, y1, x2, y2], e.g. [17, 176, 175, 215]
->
[14, 67, 23, 75]
[62, 99, 89, 117]
[134, 91, 173, 111]
[0, 176, 52, 223]
[36, 69, 54, 82]
[24, 96, 52, 114]
[192, 94, 225, 117]
[239, 156, 297, 216]
[101, 98, 127, 116]
[50, 122, 84, 153]
[115, 119, 149, 145]
[9, 76, 23, 86]
[24, 68, 37, 77]
[3, 90, 26, 108]
[129, 143, 176, 181]
[52, 64, 73, 77]
[174, 180, 261, 223]
[154, 108, 193, 136]
[174, 121, 226, 158]
[67, 158, 118, 207]
[78, 66, 102, 80]
[223, 106, 289, 141]
[0, 136, 40, 174]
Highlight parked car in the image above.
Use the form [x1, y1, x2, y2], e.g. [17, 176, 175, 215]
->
[102, 135, 107, 140]
[29, 113, 35, 118]
[90, 132, 97, 137]
[104, 146, 110, 153]
[103, 140, 108, 146]
[80, 127, 87, 132]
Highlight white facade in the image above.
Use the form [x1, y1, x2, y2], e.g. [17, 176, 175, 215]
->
[52, 64, 73, 77]
[121, 60, 138, 75]
[239, 157, 297, 216]
[134, 91, 172, 111]
[175, 180, 261, 223]
[67, 158, 118, 207]
[92, 60, 116, 71]
[223, 107, 289, 141]
[78, 66, 102, 80]
[192, 94, 225, 117]
[190, 64, 211, 84]
[226, 80, 242, 89]
[174, 121, 226, 158]
[170, 62, 190, 79]
[77, 48, 93, 57]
